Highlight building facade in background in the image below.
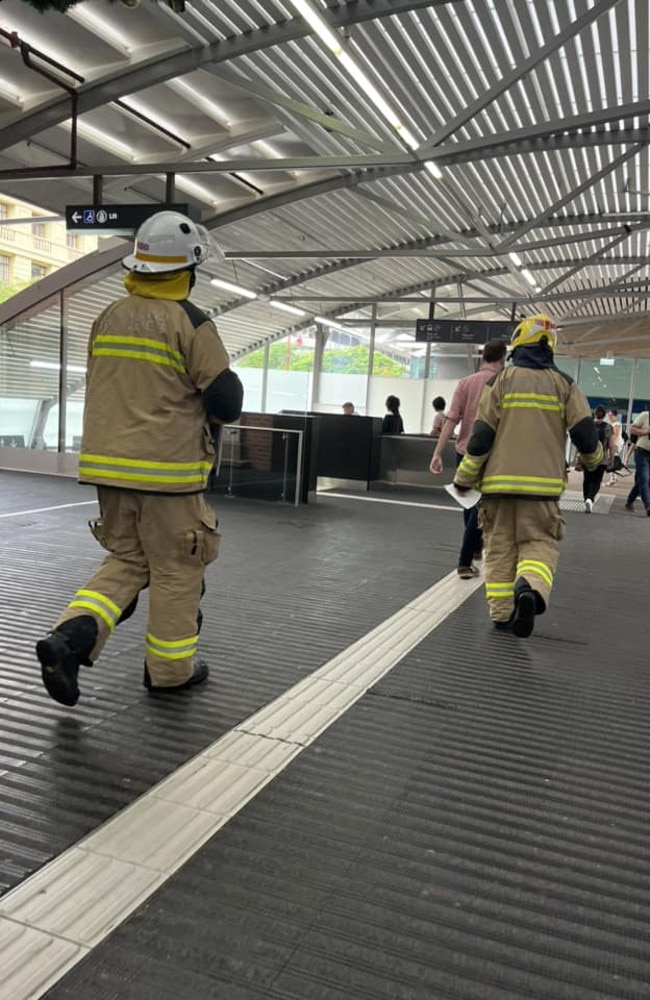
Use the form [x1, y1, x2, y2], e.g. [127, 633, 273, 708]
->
[0, 195, 97, 299]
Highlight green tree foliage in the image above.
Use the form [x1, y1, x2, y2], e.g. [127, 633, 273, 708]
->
[238, 342, 406, 376]
[0, 281, 32, 304]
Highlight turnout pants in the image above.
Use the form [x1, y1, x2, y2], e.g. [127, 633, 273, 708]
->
[478, 498, 566, 623]
[55, 487, 220, 687]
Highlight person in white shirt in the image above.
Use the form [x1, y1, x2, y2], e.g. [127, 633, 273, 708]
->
[605, 409, 623, 486]
[429, 396, 447, 438]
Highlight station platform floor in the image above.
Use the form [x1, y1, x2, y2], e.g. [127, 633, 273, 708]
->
[0, 470, 649, 1000]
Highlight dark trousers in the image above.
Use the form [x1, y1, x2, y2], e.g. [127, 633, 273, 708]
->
[626, 446, 650, 511]
[582, 465, 605, 502]
[456, 452, 482, 567]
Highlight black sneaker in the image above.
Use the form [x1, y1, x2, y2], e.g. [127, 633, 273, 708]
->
[624, 502, 635, 512]
[36, 632, 81, 707]
[493, 619, 513, 632]
[144, 658, 209, 692]
[512, 589, 537, 639]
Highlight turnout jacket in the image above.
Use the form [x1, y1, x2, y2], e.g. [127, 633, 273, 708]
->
[454, 352, 602, 500]
[79, 272, 243, 493]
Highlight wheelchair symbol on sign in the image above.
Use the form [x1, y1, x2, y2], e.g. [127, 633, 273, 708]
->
[83, 210, 95, 224]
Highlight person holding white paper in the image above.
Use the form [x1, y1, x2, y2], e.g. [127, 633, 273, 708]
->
[453, 315, 601, 638]
[430, 339, 506, 579]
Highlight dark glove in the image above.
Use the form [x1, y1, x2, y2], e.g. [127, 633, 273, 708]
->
[453, 482, 469, 495]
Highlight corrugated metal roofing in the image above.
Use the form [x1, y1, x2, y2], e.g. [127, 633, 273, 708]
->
[0, 1, 649, 355]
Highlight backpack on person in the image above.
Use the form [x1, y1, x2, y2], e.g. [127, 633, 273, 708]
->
[595, 419, 612, 465]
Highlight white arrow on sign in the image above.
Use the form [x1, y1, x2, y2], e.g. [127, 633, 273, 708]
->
[71, 212, 81, 223]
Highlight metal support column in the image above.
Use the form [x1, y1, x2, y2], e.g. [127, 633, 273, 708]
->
[93, 175, 103, 203]
[310, 324, 326, 411]
[165, 173, 176, 203]
[57, 290, 68, 453]
[364, 304, 377, 415]
[261, 341, 270, 413]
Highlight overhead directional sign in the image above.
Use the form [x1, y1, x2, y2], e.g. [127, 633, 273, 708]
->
[65, 203, 190, 235]
[415, 319, 517, 344]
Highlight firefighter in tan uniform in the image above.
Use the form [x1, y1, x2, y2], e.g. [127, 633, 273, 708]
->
[36, 211, 243, 705]
[453, 315, 601, 638]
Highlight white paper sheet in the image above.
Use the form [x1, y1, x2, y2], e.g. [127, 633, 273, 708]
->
[444, 483, 481, 509]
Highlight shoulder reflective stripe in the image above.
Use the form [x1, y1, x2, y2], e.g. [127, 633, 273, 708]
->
[94, 336, 184, 363]
[517, 560, 554, 587]
[80, 454, 213, 472]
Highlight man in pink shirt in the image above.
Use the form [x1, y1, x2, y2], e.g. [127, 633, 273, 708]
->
[430, 338, 507, 577]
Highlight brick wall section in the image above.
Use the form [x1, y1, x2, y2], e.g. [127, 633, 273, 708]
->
[240, 413, 273, 471]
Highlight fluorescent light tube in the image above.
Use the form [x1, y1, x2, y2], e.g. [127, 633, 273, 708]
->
[211, 278, 257, 299]
[521, 268, 536, 285]
[289, 0, 342, 53]
[508, 252, 523, 266]
[424, 161, 443, 179]
[270, 300, 307, 317]
[315, 315, 345, 329]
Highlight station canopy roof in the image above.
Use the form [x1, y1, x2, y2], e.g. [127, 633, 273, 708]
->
[1, 0, 650, 358]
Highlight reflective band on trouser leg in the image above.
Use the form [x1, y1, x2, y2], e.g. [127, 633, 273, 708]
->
[68, 589, 121, 632]
[485, 581, 515, 623]
[516, 559, 554, 606]
[146, 632, 198, 660]
[145, 633, 198, 686]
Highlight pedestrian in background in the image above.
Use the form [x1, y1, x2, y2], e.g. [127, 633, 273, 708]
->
[430, 339, 507, 578]
[429, 396, 447, 438]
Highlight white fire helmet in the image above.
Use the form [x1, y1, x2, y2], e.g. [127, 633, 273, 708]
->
[122, 211, 219, 273]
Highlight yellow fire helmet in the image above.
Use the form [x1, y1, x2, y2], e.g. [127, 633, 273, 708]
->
[510, 313, 557, 352]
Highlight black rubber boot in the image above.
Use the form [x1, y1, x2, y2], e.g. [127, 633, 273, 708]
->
[36, 615, 98, 706]
[143, 658, 209, 693]
[512, 583, 537, 639]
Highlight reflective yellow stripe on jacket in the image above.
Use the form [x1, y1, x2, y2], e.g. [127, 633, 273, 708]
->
[146, 633, 198, 661]
[502, 392, 564, 413]
[479, 474, 566, 496]
[79, 454, 213, 486]
[92, 335, 186, 374]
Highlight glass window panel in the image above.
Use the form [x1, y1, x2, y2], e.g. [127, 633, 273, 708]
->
[232, 365, 263, 412]
[632, 360, 650, 418]
[316, 325, 369, 413]
[373, 328, 421, 379]
[576, 357, 634, 418]
[263, 335, 312, 413]
[0, 293, 61, 449]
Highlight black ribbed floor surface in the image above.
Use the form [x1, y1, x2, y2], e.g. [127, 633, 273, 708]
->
[43, 490, 650, 999]
[0, 471, 455, 895]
